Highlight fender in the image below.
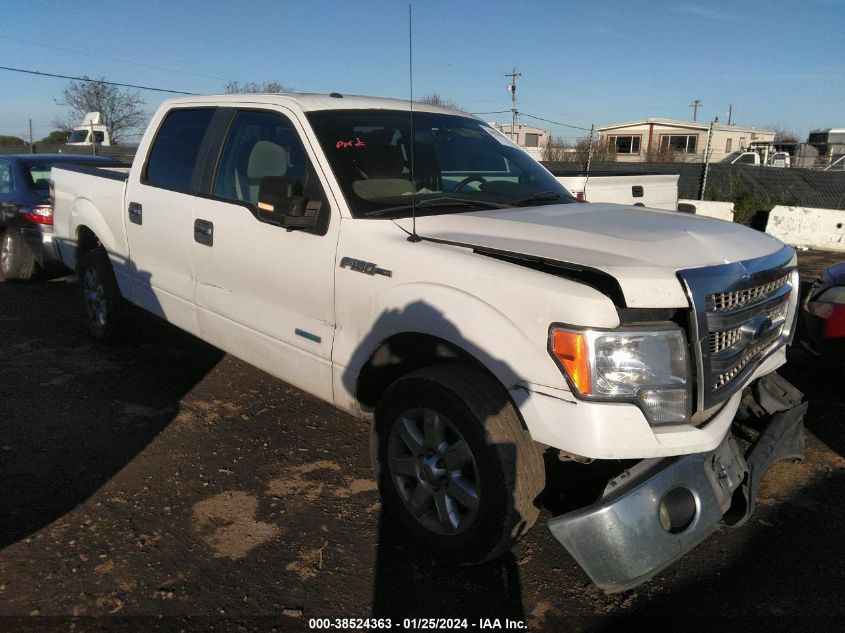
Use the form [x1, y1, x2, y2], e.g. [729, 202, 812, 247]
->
[333, 281, 572, 418]
[67, 196, 135, 301]
[65, 199, 125, 261]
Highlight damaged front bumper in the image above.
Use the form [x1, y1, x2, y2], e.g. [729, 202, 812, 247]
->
[547, 373, 807, 593]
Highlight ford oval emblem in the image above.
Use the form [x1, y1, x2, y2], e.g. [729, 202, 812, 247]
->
[741, 314, 774, 345]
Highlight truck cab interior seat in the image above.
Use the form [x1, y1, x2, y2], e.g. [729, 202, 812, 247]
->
[242, 140, 289, 204]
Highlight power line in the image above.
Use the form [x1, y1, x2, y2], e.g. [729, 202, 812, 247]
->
[519, 112, 592, 132]
[470, 110, 511, 115]
[0, 33, 228, 82]
[0, 65, 198, 95]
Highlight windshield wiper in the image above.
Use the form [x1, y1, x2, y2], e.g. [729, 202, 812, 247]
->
[365, 197, 508, 217]
[508, 191, 565, 206]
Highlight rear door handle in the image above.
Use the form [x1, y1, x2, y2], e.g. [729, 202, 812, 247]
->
[194, 218, 213, 246]
[128, 202, 142, 225]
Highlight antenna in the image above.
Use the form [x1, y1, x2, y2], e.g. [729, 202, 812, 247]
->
[407, 2, 421, 242]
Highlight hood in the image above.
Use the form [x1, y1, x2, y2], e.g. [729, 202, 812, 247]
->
[395, 203, 786, 308]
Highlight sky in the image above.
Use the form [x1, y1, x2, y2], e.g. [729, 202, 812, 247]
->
[0, 0, 843, 143]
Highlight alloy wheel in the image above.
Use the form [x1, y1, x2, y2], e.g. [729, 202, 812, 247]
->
[83, 267, 108, 329]
[0, 233, 12, 275]
[387, 407, 481, 535]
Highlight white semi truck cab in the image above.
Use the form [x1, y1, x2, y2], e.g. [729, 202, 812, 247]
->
[50, 93, 806, 592]
[66, 111, 112, 147]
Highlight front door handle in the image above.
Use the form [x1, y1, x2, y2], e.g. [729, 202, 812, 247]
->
[128, 202, 142, 225]
[194, 218, 213, 246]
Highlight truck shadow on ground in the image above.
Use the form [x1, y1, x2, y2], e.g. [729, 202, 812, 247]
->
[347, 301, 539, 623]
[0, 277, 223, 548]
[372, 511, 525, 623]
[780, 346, 845, 459]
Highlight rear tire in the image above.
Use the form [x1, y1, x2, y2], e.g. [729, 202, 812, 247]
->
[78, 247, 130, 344]
[373, 364, 544, 565]
[0, 229, 38, 281]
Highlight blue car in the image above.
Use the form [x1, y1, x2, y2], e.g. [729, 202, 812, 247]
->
[0, 154, 122, 280]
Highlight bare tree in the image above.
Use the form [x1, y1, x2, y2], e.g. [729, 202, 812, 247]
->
[224, 80, 293, 94]
[544, 136, 615, 165]
[53, 77, 146, 144]
[543, 136, 577, 162]
[643, 143, 678, 163]
[769, 127, 800, 143]
[417, 92, 463, 110]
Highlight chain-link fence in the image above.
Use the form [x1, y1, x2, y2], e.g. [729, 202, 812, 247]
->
[702, 164, 845, 221]
[543, 160, 845, 221]
[0, 144, 138, 164]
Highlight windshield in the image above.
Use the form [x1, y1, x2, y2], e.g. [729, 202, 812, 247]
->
[68, 130, 88, 143]
[306, 109, 576, 218]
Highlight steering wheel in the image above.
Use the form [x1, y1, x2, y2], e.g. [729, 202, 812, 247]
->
[450, 175, 488, 192]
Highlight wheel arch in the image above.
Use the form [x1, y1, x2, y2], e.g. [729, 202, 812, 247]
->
[63, 195, 126, 271]
[353, 331, 531, 432]
[334, 284, 562, 428]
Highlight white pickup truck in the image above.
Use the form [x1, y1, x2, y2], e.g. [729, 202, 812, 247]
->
[554, 172, 679, 210]
[51, 94, 806, 593]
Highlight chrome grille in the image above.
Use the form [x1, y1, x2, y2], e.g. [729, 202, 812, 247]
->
[707, 275, 788, 312]
[707, 286, 791, 355]
[679, 247, 798, 411]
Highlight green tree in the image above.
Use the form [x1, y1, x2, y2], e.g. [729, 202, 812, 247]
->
[0, 135, 26, 146]
[53, 77, 146, 144]
[38, 130, 71, 144]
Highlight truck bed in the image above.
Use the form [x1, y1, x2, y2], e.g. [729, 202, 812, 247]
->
[51, 163, 131, 272]
[553, 172, 679, 210]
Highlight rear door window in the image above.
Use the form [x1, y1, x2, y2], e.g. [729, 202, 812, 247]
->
[144, 108, 215, 192]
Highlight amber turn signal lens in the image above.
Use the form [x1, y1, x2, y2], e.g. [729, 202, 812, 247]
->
[552, 329, 592, 394]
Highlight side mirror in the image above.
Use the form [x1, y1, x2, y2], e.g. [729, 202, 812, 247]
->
[257, 176, 320, 229]
[283, 196, 321, 229]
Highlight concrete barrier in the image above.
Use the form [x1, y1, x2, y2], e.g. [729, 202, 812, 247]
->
[677, 199, 735, 221]
[766, 206, 845, 252]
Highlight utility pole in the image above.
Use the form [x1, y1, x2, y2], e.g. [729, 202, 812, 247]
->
[29, 119, 34, 153]
[700, 120, 715, 200]
[585, 124, 595, 173]
[727, 103, 734, 125]
[689, 99, 702, 122]
[506, 67, 521, 141]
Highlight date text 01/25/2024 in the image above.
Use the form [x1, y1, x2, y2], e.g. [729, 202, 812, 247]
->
[307, 618, 527, 630]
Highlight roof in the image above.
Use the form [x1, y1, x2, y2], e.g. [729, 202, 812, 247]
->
[0, 154, 119, 163]
[494, 123, 548, 134]
[159, 92, 470, 116]
[597, 117, 773, 135]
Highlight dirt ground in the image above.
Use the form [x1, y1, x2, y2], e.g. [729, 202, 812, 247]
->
[1, 250, 843, 632]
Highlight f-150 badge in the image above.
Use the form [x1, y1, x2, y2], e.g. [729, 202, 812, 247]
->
[339, 257, 392, 277]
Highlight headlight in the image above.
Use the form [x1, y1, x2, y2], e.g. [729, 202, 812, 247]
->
[550, 326, 691, 425]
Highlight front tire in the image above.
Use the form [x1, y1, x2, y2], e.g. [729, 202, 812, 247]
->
[373, 365, 544, 564]
[78, 247, 129, 344]
[0, 229, 38, 281]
